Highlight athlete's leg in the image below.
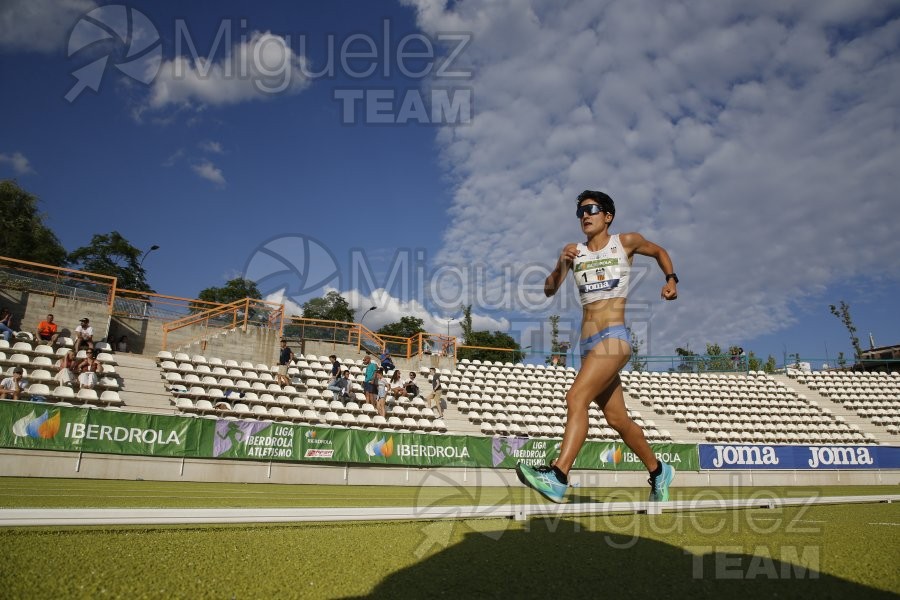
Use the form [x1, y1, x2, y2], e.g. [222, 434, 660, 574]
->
[553, 337, 630, 475]
[596, 379, 659, 472]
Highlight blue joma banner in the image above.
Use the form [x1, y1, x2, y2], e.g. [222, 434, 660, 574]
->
[699, 444, 900, 470]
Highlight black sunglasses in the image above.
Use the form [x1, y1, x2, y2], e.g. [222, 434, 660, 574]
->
[576, 204, 606, 218]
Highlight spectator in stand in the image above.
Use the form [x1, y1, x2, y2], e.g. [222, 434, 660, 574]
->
[77, 348, 101, 389]
[404, 371, 420, 398]
[426, 367, 444, 418]
[34, 313, 60, 347]
[328, 354, 342, 381]
[55, 351, 77, 386]
[0, 308, 15, 343]
[275, 339, 294, 387]
[327, 369, 351, 400]
[380, 351, 395, 374]
[374, 370, 387, 416]
[0, 367, 27, 400]
[362, 355, 378, 405]
[115, 335, 129, 353]
[388, 370, 405, 398]
[73, 318, 94, 354]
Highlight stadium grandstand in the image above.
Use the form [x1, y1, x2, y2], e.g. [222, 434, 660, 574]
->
[1, 255, 897, 491]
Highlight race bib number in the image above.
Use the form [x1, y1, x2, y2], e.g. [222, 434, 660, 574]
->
[575, 258, 621, 293]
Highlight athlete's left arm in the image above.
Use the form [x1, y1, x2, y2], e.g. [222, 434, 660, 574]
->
[621, 232, 677, 300]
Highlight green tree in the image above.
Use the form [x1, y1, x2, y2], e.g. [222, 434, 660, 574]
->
[546, 314, 560, 365]
[747, 351, 762, 372]
[378, 316, 426, 339]
[763, 355, 777, 374]
[67, 231, 154, 292]
[675, 346, 697, 372]
[704, 343, 731, 372]
[302, 291, 355, 322]
[458, 330, 524, 364]
[829, 301, 862, 360]
[0, 180, 67, 265]
[628, 327, 648, 372]
[196, 277, 262, 305]
[460, 304, 474, 344]
[191, 277, 263, 319]
[289, 292, 355, 344]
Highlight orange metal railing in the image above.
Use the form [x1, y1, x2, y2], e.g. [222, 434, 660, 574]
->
[112, 289, 224, 322]
[161, 297, 284, 351]
[0, 255, 118, 310]
[2, 255, 466, 362]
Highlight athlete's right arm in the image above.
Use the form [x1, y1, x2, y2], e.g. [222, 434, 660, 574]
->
[544, 243, 578, 297]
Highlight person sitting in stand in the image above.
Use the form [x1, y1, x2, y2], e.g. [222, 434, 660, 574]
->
[380, 351, 396, 374]
[327, 369, 352, 401]
[73, 318, 94, 354]
[388, 370, 405, 398]
[115, 335, 129, 353]
[0, 308, 16, 343]
[0, 367, 27, 400]
[76, 348, 101, 390]
[55, 351, 77, 387]
[35, 313, 60, 347]
[403, 371, 420, 398]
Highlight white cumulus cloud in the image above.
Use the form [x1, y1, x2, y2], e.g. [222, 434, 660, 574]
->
[0, 0, 97, 53]
[147, 31, 311, 109]
[0, 151, 35, 175]
[405, 0, 900, 355]
[191, 160, 226, 187]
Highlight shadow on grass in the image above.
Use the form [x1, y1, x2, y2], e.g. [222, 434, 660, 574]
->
[348, 518, 896, 600]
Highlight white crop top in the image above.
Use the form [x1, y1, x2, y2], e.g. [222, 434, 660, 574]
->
[572, 234, 631, 305]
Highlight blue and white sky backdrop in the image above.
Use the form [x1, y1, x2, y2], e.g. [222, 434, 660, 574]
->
[2, 0, 899, 366]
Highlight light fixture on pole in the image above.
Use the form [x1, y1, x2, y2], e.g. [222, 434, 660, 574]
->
[360, 306, 377, 325]
[139, 244, 160, 267]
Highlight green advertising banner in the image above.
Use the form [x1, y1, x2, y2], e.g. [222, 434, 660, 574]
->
[0, 402, 204, 458]
[0, 401, 699, 470]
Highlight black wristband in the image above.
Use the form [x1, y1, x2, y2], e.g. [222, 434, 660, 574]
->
[665, 273, 679, 284]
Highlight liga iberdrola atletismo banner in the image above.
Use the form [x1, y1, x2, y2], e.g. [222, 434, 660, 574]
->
[0, 400, 701, 469]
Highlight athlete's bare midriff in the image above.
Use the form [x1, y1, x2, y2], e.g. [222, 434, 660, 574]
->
[580, 296, 627, 340]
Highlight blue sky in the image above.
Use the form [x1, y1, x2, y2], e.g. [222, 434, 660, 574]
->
[2, 0, 899, 367]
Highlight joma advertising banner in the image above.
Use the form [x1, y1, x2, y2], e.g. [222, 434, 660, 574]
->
[699, 444, 900, 470]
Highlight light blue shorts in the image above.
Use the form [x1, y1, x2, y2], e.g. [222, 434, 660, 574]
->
[580, 324, 629, 357]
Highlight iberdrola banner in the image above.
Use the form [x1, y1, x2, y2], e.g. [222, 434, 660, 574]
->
[0, 402, 204, 458]
[0, 401, 699, 470]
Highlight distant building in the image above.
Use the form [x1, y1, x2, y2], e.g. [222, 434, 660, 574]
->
[859, 343, 900, 372]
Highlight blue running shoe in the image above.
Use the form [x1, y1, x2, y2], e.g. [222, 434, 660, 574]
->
[516, 463, 568, 504]
[648, 461, 675, 502]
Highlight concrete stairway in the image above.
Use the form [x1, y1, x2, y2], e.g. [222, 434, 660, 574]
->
[442, 402, 483, 436]
[112, 353, 173, 415]
[772, 374, 895, 443]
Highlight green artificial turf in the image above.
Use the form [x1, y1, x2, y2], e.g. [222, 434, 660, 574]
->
[1, 504, 898, 599]
[1, 478, 898, 598]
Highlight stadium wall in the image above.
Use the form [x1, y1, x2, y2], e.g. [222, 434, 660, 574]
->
[1, 448, 898, 487]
